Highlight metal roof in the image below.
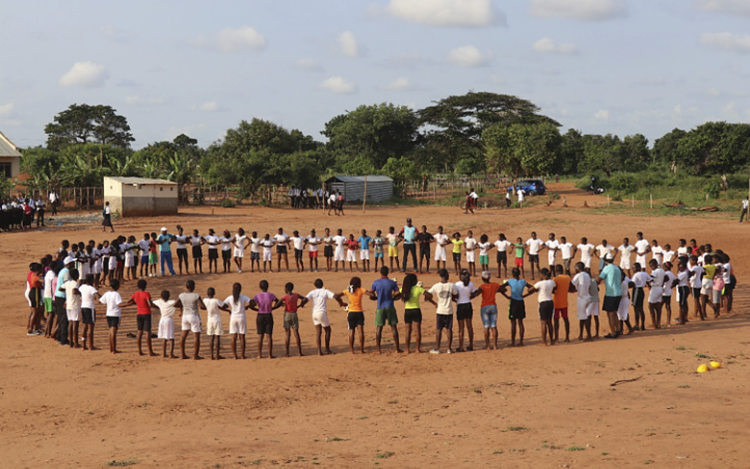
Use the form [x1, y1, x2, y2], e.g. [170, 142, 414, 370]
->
[0, 131, 22, 158]
[325, 175, 393, 183]
[104, 176, 177, 185]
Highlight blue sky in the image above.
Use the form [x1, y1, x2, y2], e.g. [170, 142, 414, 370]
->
[1, 0, 749, 149]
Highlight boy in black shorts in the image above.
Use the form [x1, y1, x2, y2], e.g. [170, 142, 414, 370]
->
[416, 225, 433, 274]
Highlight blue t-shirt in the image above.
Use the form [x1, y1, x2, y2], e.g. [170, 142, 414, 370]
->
[55, 267, 70, 298]
[157, 234, 173, 253]
[599, 264, 622, 297]
[371, 277, 398, 309]
[403, 226, 416, 244]
[506, 278, 528, 301]
[358, 236, 372, 251]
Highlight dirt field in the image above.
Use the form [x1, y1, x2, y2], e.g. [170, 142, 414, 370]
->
[2, 183, 749, 468]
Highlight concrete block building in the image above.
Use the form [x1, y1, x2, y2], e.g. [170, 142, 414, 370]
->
[103, 177, 178, 217]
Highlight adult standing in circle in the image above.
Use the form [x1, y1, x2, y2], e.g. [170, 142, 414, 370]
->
[400, 218, 417, 273]
[598, 254, 623, 338]
[101, 201, 115, 233]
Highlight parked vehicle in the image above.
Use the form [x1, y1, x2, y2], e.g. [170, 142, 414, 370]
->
[515, 179, 546, 196]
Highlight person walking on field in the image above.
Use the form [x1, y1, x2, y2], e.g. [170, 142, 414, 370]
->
[101, 201, 115, 233]
[740, 197, 749, 223]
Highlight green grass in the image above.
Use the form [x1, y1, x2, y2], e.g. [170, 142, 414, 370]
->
[674, 346, 686, 351]
[375, 451, 394, 459]
[326, 436, 347, 442]
[107, 460, 137, 467]
[493, 450, 504, 455]
[695, 353, 710, 358]
[567, 446, 585, 452]
[507, 426, 527, 432]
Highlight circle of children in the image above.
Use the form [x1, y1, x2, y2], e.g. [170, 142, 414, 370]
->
[25, 221, 735, 360]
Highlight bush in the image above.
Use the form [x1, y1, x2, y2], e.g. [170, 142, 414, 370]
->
[220, 198, 236, 208]
[703, 180, 721, 199]
[609, 173, 637, 194]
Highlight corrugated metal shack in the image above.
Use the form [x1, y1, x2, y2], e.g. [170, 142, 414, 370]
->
[326, 175, 393, 203]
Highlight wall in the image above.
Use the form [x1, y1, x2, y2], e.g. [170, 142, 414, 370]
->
[103, 178, 178, 217]
[0, 156, 20, 177]
[332, 180, 393, 203]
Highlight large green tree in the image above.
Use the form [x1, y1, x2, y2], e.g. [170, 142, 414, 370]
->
[652, 128, 687, 168]
[674, 122, 750, 177]
[578, 134, 628, 177]
[484, 122, 561, 178]
[44, 104, 135, 150]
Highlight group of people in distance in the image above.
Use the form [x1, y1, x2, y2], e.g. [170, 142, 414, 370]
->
[24, 218, 735, 359]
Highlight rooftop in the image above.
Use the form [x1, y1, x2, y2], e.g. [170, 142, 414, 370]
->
[0, 131, 22, 158]
[104, 176, 177, 185]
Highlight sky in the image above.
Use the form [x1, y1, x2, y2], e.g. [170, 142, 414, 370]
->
[1, 0, 749, 150]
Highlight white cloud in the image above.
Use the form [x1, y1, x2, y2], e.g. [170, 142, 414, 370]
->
[319, 76, 356, 94]
[164, 123, 207, 141]
[594, 109, 610, 121]
[530, 0, 627, 21]
[58, 61, 109, 88]
[124, 96, 166, 105]
[700, 32, 750, 53]
[445, 45, 490, 67]
[338, 30, 362, 58]
[296, 58, 323, 71]
[199, 101, 220, 112]
[696, 0, 750, 17]
[189, 26, 266, 52]
[385, 0, 506, 27]
[532, 38, 578, 54]
[384, 77, 412, 91]
[0, 103, 15, 117]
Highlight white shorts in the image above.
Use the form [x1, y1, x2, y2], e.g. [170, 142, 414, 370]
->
[347, 250, 357, 262]
[93, 262, 103, 274]
[617, 297, 629, 321]
[234, 248, 244, 258]
[466, 251, 475, 263]
[435, 247, 446, 262]
[206, 319, 222, 336]
[158, 317, 174, 340]
[312, 310, 330, 327]
[229, 315, 246, 335]
[548, 253, 557, 266]
[360, 250, 370, 260]
[576, 297, 591, 320]
[67, 307, 81, 321]
[700, 279, 712, 296]
[648, 286, 664, 304]
[583, 258, 592, 269]
[81, 264, 90, 277]
[109, 257, 117, 270]
[587, 301, 600, 317]
[263, 251, 272, 262]
[125, 257, 134, 268]
[181, 314, 202, 333]
[334, 248, 345, 261]
[636, 255, 647, 268]
[620, 259, 631, 270]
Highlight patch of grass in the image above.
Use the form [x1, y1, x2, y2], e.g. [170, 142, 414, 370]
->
[375, 451, 394, 459]
[695, 353, 710, 358]
[674, 346, 686, 351]
[107, 460, 137, 467]
[357, 416, 368, 420]
[678, 385, 690, 389]
[507, 426, 527, 432]
[387, 400, 398, 404]
[326, 436, 347, 442]
[472, 387, 482, 394]
[493, 450, 504, 455]
[567, 446, 585, 452]
[602, 452, 609, 456]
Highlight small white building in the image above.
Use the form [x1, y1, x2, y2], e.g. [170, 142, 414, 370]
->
[325, 175, 394, 203]
[104, 177, 178, 217]
[0, 131, 22, 178]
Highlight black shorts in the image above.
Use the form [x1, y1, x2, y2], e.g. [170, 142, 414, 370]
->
[295, 249, 303, 259]
[404, 308, 422, 324]
[29, 287, 42, 308]
[256, 314, 274, 335]
[529, 254, 539, 264]
[692, 287, 701, 299]
[436, 314, 453, 330]
[347, 311, 365, 330]
[725, 276, 736, 292]
[456, 303, 473, 321]
[208, 249, 218, 260]
[177, 248, 188, 260]
[81, 307, 95, 325]
[222, 250, 231, 260]
[324, 246, 333, 258]
[251, 252, 260, 260]
[419, 244, 430, 259]
[663, 295, 672, 305]
[509, 299, 526, 320]
[497, 252, 507, 264]
[192, 246, 203, 259]
[107, 316, 120, 328]
[276, 245, 287, 255]
[137, 315, 152, 332]
[103, 259, 110, 274]
[602, 295, 621, 313]
[452, 252, 461, 262]
[631, 287, 645, 308]
[538, 300, 554, 320]
[678, 286, 690, 306]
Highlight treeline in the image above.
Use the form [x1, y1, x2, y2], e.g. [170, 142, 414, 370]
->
[18, 94, 750, 196]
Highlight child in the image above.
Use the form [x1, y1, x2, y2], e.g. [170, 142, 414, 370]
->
[454, 269, 479, 352]
[148, 233, 158, 277]
[125, 279, 156, 356]
[27, 262, 43, 335]
[494, 233, 511, 278]
[500, 267, 530, 346]
[63, 268, 82, 348]
[178, 280, 205, 360]
[249, 280, 283, 359]
[206, 229, 220, 274]
[513, 237, 526, 279]
[224, 283, 251, 359]
[689, 255, 705, 320]
[545, 233, 559, 272]
[552, 264, 572, 343]
[662, 262, 676, 327]
[400, 273, 425, 354]
[477, 271, 502, 350]
[433, 226, 449, 272]
[618, 267, 635, 334]
[616, 237, 635, 279]
[675, 262, 691, 325]
[281, 282, 304, 357]
[345, 234, 360, 272]
[138, 233, 151, 278]
[358, 229, 372, 273]
[100, 279, 124, 354]
[100, 240, 111, 286]
[464, 231, 477, 277]
[651, 239, 664, 267]
[372, 230, 386, 273]
[300, 279, 344, 356]
[386, 226, 401, 272]
[191, 229, 206, 274]
[44, 261, 60, 338]
[478, 235, 491, 275]
[451, 232, 464, 275]
[290, 230, 306, 273]
[663, 243, 675, 265]
[305, 229, 321, 273]
[235, 228, 250, 273]
[525, 232, 544, 280]
[587, 272, 601, 338]
[576, 237, 596, 274]
[79, 274, 99, 351]
[221, 230, 233, 273]
[631, 263, 649, 330]
[570, 262, 592, 341]
[335, 276, 368, 354]
[527, 268, 556, 346]
[426, 268, 458, 354]
[323, 228, 334, 272]
[203, 287, 227, 360]
[124, 235, 137, 280]
[249, 230, 261, 273]
[152, 290, 179, 358]
[647, 259, 665, 329]
[261, 233, 275, 273]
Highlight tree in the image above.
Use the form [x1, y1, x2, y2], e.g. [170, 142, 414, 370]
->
[44, 104, 135, 150]
[673, 122, 750, 178]
[553, 128, 583, 175]
[622, 134, 650, 172]
[484, 122, 561, 178]
[578, 134, 627, 177]
[322, 103, 418, 172]
[652, 128, 686, 169]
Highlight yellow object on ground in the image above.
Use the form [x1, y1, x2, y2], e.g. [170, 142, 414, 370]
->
[710, 361, 722, 369]
[697, 364, 709, 373]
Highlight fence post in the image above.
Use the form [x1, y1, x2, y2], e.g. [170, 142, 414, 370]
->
[650, 194, 653, 209]
[362, 175, 368, 213]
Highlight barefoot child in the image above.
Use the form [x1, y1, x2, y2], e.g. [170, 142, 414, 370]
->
[552, 265, 572, 343]
[224, 283, 251, 359]
[300, 279, 344, 356]
[513, 238, 526, 279]
[335, 277, 367, 354]
[570, 262, 592, 341]
[125, 279, 156, 356]
[249, 280, 283, 359]
[100, 279, 124, 354]
[400, 273, 426, 354]
[478, 234, 491, 274]
[527, 268, 556, 346]
[425, 268, 458, 354]
[178, 280, 204, 360]
[478, 271, 502, 350]
[386, 227, 401, 272]
[79, 274, 100, 350]
[631, 263, 649, 330]
[451, 232, 463, 275]
[500, 267, 530, 346]
[675, 262, 691, 325]
[494, 233, 511, 278]
[152, 290, 179, 358]
[464, 231, 477, 277]
[281, 282, 304, 357]
[203, 287, 226, 360]
[62, 269, 82, 348]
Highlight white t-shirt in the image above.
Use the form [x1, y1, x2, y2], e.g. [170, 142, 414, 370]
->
[138, 239, 151, 254]
[632, 271, 650, 288]
[261, 240, 275, 253]
[153, 299, 177, 319]
[250, 237, 261, 253]
[224, 295, 251, 317]
[428, 282, 458, 315]
[273, 233, 289, 245]
[571, 272, 591, 300]
[596, 244, 614, 258]
[677, 270, 689, 287]
[464, 237, 477, 251]
[690, 265, 704, 289]
[63, 280, 82, 309]
[175, 235, 188, 250]
[533, 279, 556, 302]
[204, 298, 225, 321]
[650, 268, 665, 288]
[100, 291, 123, 317]
[635, 239, 650, 256]
[205, 235, 219, 250]
[517, 189, 525, 201]
[677, 246, 689, 258]
[43, 270, 55, 298]
[663, 250, 675, 263]
[221, 236, 233, 251]
[333, 235, 347, 249]
[545, 240, 559, 254]
[306, 236, 321, 252]
[494, 239, 510, 252]
[79, 284, 98, 309]
[651, 246, 664, 265]
[618, 245, 635, 259]
[434, 233, 449, 249]
[235, 234, 248, 251]
[454, 280, 477, 304]
[526, 238, 544, 255]
[577, 243, 595, 263]
[663, 271, 676, 296]
[306, 288, 335, 313]
[559, 242, 573, 259]
[478, 242, 490, 256]
[290, 236, 305, 251]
